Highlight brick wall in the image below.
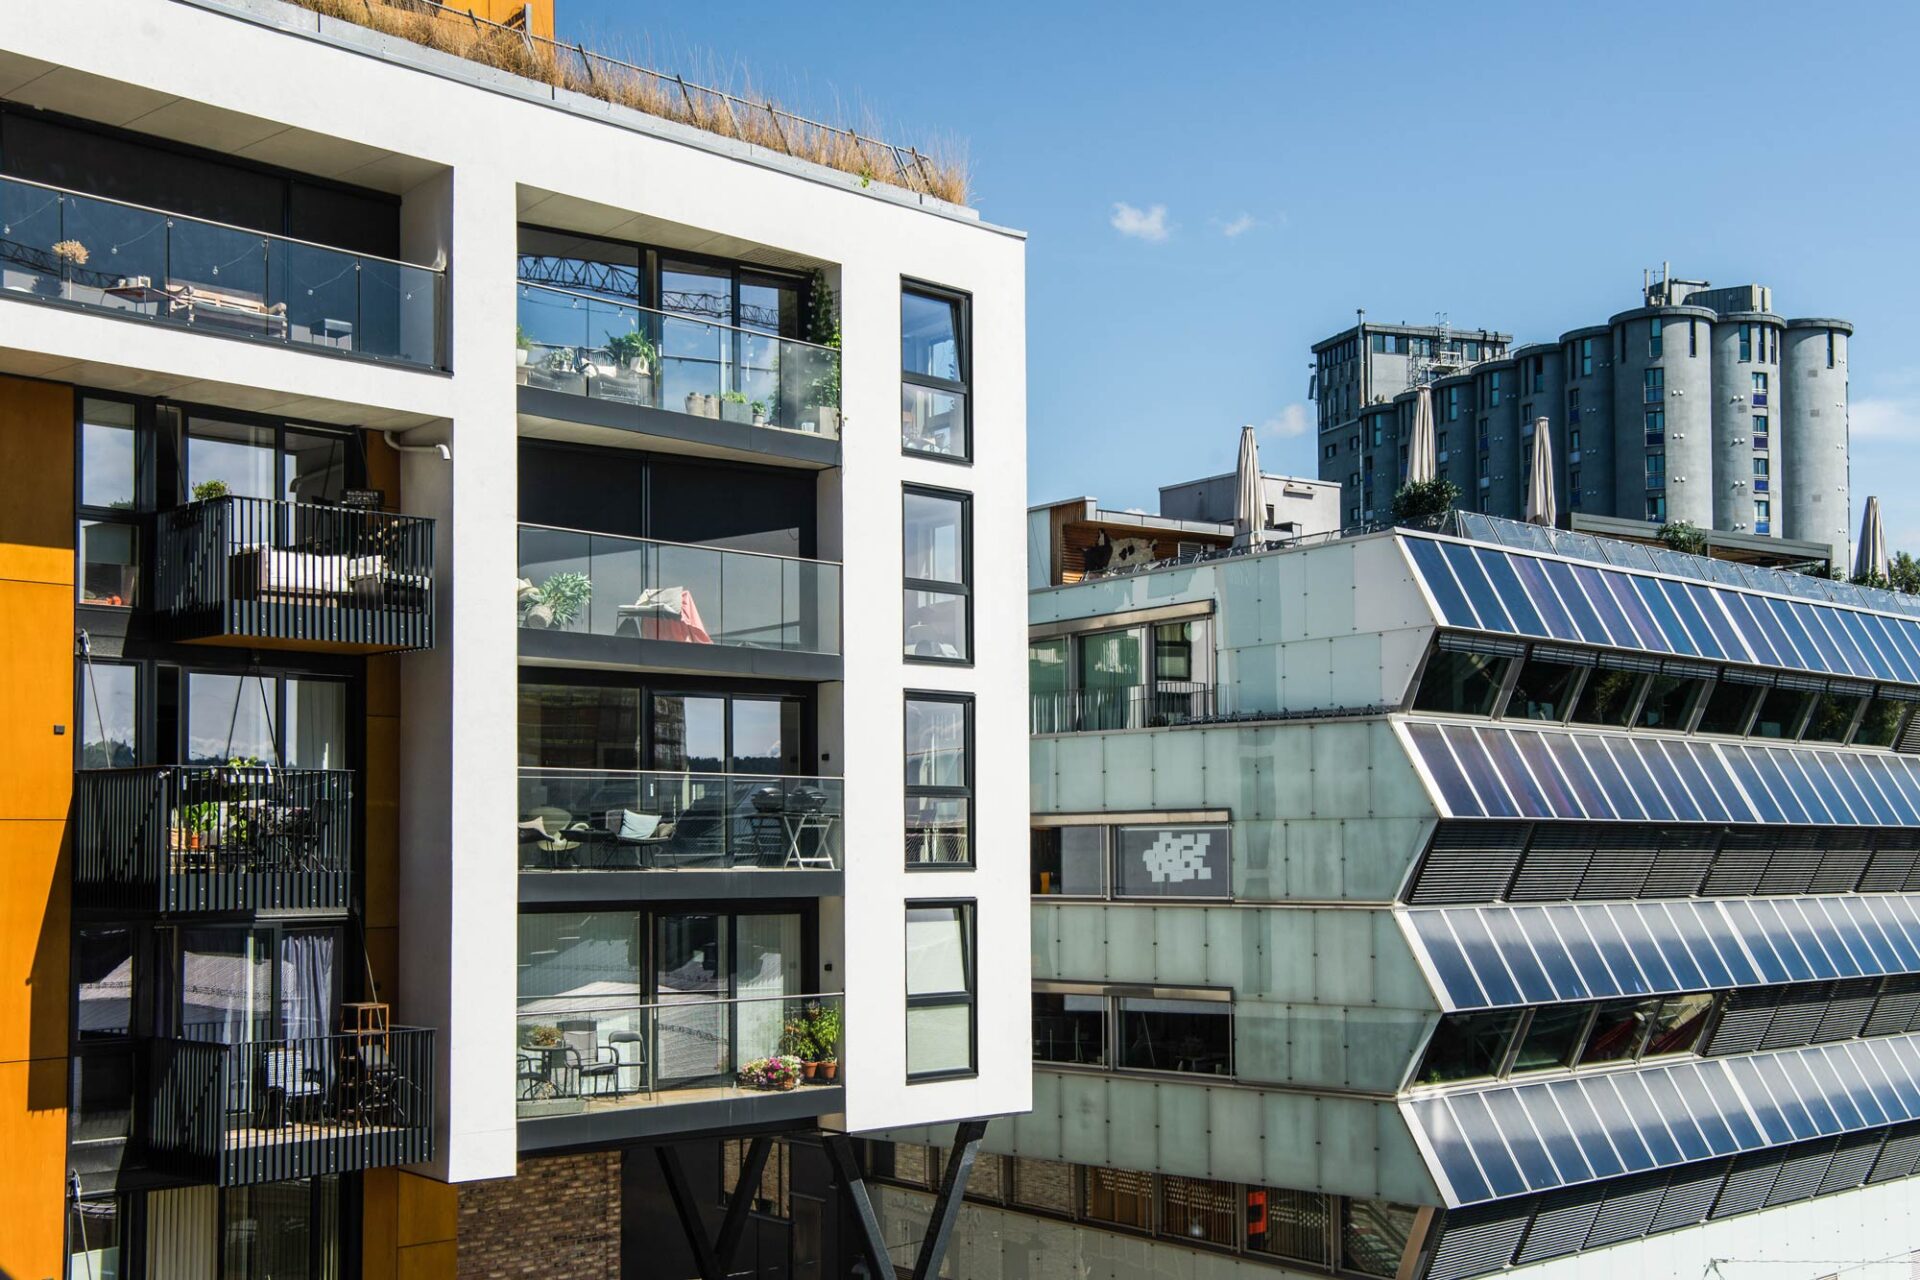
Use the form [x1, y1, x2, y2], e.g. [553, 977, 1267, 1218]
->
[458, 1153, 622, 1279]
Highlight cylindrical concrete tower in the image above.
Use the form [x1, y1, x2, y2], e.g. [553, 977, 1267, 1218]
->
[1560, 325, 1614, 519]
[1359, 402, 1395, 517]
[1474, 356, 1521, 517]
[1509, 343, 1566, 520]
[1708, 313, 1786, 536]
[1428, 372, 1475, 503]
[1614, 308, 1714, 528]
[1783, 318, 1853, 567]
[1706, 311, 1783, 536]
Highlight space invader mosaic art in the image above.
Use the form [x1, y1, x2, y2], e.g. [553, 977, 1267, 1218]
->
[1138, 829, 1214, 884]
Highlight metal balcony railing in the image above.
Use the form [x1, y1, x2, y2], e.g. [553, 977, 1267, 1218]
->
[144, 1028, 435, 1185]
[517, 282, 841, 438]
[515, 993, 843, 1118]
[75, 766, 352, 913]
[518, 769, 842, 871]
[157, 496, 435, 652]
[0, 173, 444, 367]
[1030, 682, 1217, 734]
[517, 524, 840, 656]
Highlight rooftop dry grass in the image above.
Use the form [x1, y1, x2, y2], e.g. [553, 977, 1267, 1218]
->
[285, 0, 970, 204]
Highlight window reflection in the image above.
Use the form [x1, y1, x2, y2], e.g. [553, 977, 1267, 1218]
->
[1415, 1008, 1521, 1084]
[80, 662, 139, 769]
[1503, 658, 1583, 721]
[1412, 650, 1509, 716]
[1568, 668, 1641, 728]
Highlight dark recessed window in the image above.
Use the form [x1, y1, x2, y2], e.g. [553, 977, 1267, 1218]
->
[1644, 993, 1714, 1057]
[1752, 687, 1814, 739]
[1416, 1010, 1522, 1084]
[1412, 650, 1510, 717]
[1855, 697, 1909, 748]
[1569, 669, 1642, 728]
[1116, 996, 1231, 1076]
[1637, 674, 1702, 730]
[901, 284, 970, 460]
[903, 487, 970, 662]
[1030, 827, 1107, 896]
[1509, 1005, 1588, 1074]
[1503, 658, 1584, 721]
[1032, 992, 1107, 1066]
[1803, 693, 1862, 743]
[1694, 680, 1760, 736]
[1578, 998, 1658, 1065]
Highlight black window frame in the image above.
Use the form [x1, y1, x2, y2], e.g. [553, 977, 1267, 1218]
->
[905, 691, 974, 870]
[75, 393, 151, 612]
[900, 278, 973, 465]
[902, 483, 973, 666]
[904, 898, 977, 1082]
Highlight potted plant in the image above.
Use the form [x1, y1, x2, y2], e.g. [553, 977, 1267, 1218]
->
[172, 801, 221, 852]
[522, 1024, 563, 1049]
[806, 1001, 841, 1081]
[782, 1016, 819, 1079]
[520, 570, 592, 631]
[737, 1055, 802, 1091]
[750, 400, 768, 428]
[720, 390, 752, 424]
[803, 267, 841, 435]
[1389, 477, 1459, 527]
[684, 391, 718, 418]
[515, 324, 532, 367]
[191, 478, 230, 503]
[604, 329, 656, 376]
[47, 239, 88, 297]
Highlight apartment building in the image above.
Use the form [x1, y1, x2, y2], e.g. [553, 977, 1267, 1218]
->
[0, 1, 1029, 1277]
[1314, 273, 1854, 569]
[869, 510, 1920, 1279]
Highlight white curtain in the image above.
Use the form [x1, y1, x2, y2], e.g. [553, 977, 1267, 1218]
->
[145, 1187, 217, 1280]
[735, 914, 801, 1060]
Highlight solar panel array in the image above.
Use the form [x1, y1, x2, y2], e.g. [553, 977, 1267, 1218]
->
[1404, 721, 1920, 826]
[1453, 511, 1920, 620]
[1405, 1031, 1920, 1205]
[1403, 895, 1920, 1011]
[1403, 534, 1920, 686]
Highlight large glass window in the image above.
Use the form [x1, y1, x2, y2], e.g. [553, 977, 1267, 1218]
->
[183, 672, 347, 769]
[1644, 993, 1714, 1056]
[1637, 673, 1702, 730]
[1855, 697, 1909, 747]
[1578, 998, 1658, 1065]
[222, 1176, 341, 1280]
[1509, 1005, 1588, 1074]
[1414, 1009, 1520, 1084]
[1032, 991, 1107, 1066]
[1569, 668, 1642, 728]
[1412, 649, 1509, 716]
[81, 398, 139, 510]
[901, 284, 969, 460]
[1342, 1199, 1419, 1278]
[1253, 1188, 1332, 1265]
[1083, 1167, 1153, 1229]
[1752, 686, 1814, 739]
[1030, 826, 1106, 896]
[187, 418, 277, 501]
[1695, 679, 1760, 736]
[1112, 824, 1230, 899]
[78, 519, 139, 608]
[519, 683, 643, 770]
[903, 487, 970, 661]
[77, 398, 145, 609]
[79, 661, 139, 768]
[1803, 693, 1862, 743]
[1116, 996, 1231, 1076]
[75, 927, 133, 1041]
[1503, 657, 1584, 721]
[1160, 1176, 1238, 1248]
[905, 695, 971, 866]
[905, 902, 974, 1079]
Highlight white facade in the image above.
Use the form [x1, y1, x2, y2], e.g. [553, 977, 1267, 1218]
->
[5, 0, 1029, 1190]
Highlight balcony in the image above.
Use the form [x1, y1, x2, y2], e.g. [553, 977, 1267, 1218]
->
[519, 769, 841, 873]
[515, 993, 841, 1144]
[0, 175, 444, 367]
[75, 766, 351, 914]
[1030, 682, 1217, 734]
[517, 524, 840, 678]
[516, 282, 839, 460]
[143, 1029, 434, 1185]
[156, 497, 435, 653]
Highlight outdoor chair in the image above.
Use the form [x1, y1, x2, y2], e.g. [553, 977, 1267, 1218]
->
[559, 1020, 623, 1097]
[255, 1044, 327, 1129]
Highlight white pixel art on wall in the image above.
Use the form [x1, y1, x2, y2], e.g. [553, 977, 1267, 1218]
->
[1139, 830, 1213, 883]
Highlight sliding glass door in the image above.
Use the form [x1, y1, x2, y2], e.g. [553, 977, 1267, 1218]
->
[654, 913, 729, 1086]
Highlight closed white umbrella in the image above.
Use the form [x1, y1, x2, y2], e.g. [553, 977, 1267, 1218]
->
[1405, 385, 1437, 485]
[1524, 417, 1556, 526]
[1856, 495, 1889, 581]
[1232, 424, 1261, 548]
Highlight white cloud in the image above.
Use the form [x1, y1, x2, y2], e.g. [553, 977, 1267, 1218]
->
[1853, 396, 1919, 440]
[1217, 212, 1258, 238]
[1260, 404, 1311, 440]
[1110, 201, 1170, 242]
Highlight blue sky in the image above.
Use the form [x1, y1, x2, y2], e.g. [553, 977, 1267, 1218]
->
[561, 1, 1920, 547]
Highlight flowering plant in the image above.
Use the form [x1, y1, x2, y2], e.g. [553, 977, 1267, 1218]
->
[737, 1054, 802, 1091]
[51, 239, 89, 266]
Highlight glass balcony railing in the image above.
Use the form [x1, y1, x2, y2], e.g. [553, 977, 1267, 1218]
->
[1030, 682, 1217, 733]
[0, 174, 444, 367]
[516, 282, 840, 438]
[517, 524, 841, 656]
[515, 993, 842, 1119]
[519, 768, 842, 871]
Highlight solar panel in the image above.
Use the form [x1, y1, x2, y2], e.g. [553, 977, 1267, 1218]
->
[1401, 894, 1920, 1012]
[1400, 721, 1920, 829]
[1400, 532, 1920, 688]
[1404, 1031, 1920, 1206]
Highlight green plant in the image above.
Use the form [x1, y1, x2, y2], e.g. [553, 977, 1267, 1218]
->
[749, 400, 766, 418]
[722, 390, 750, 405]
[804, 269, 841, 412]
[1656, 520, 1707, 556]
[804, 1000, 841, 1059]
[1892, 552, 1920, 595]
[545, 344, 577, 371]
[522, 1024, 563, 1048]
[192, 478, 231, 503]
[780, 1017, 818, 1062]
[536, 570, 593, 628]
[604, 329, 656, 370]
[178, 801, 221, 834]
[1390, 477, 1459, 526]
[515, 324, 531, 351]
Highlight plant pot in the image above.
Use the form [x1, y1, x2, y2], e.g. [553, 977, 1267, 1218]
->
[686, 392, 718, 419]
[720, 400, 752, 424]
[822, 1061, 838, 1081]
[802, 1061, 819, 1080]
[751, 411, 768, 427]
[515, 348, 529, 367]
[813, 406, 840, 437]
